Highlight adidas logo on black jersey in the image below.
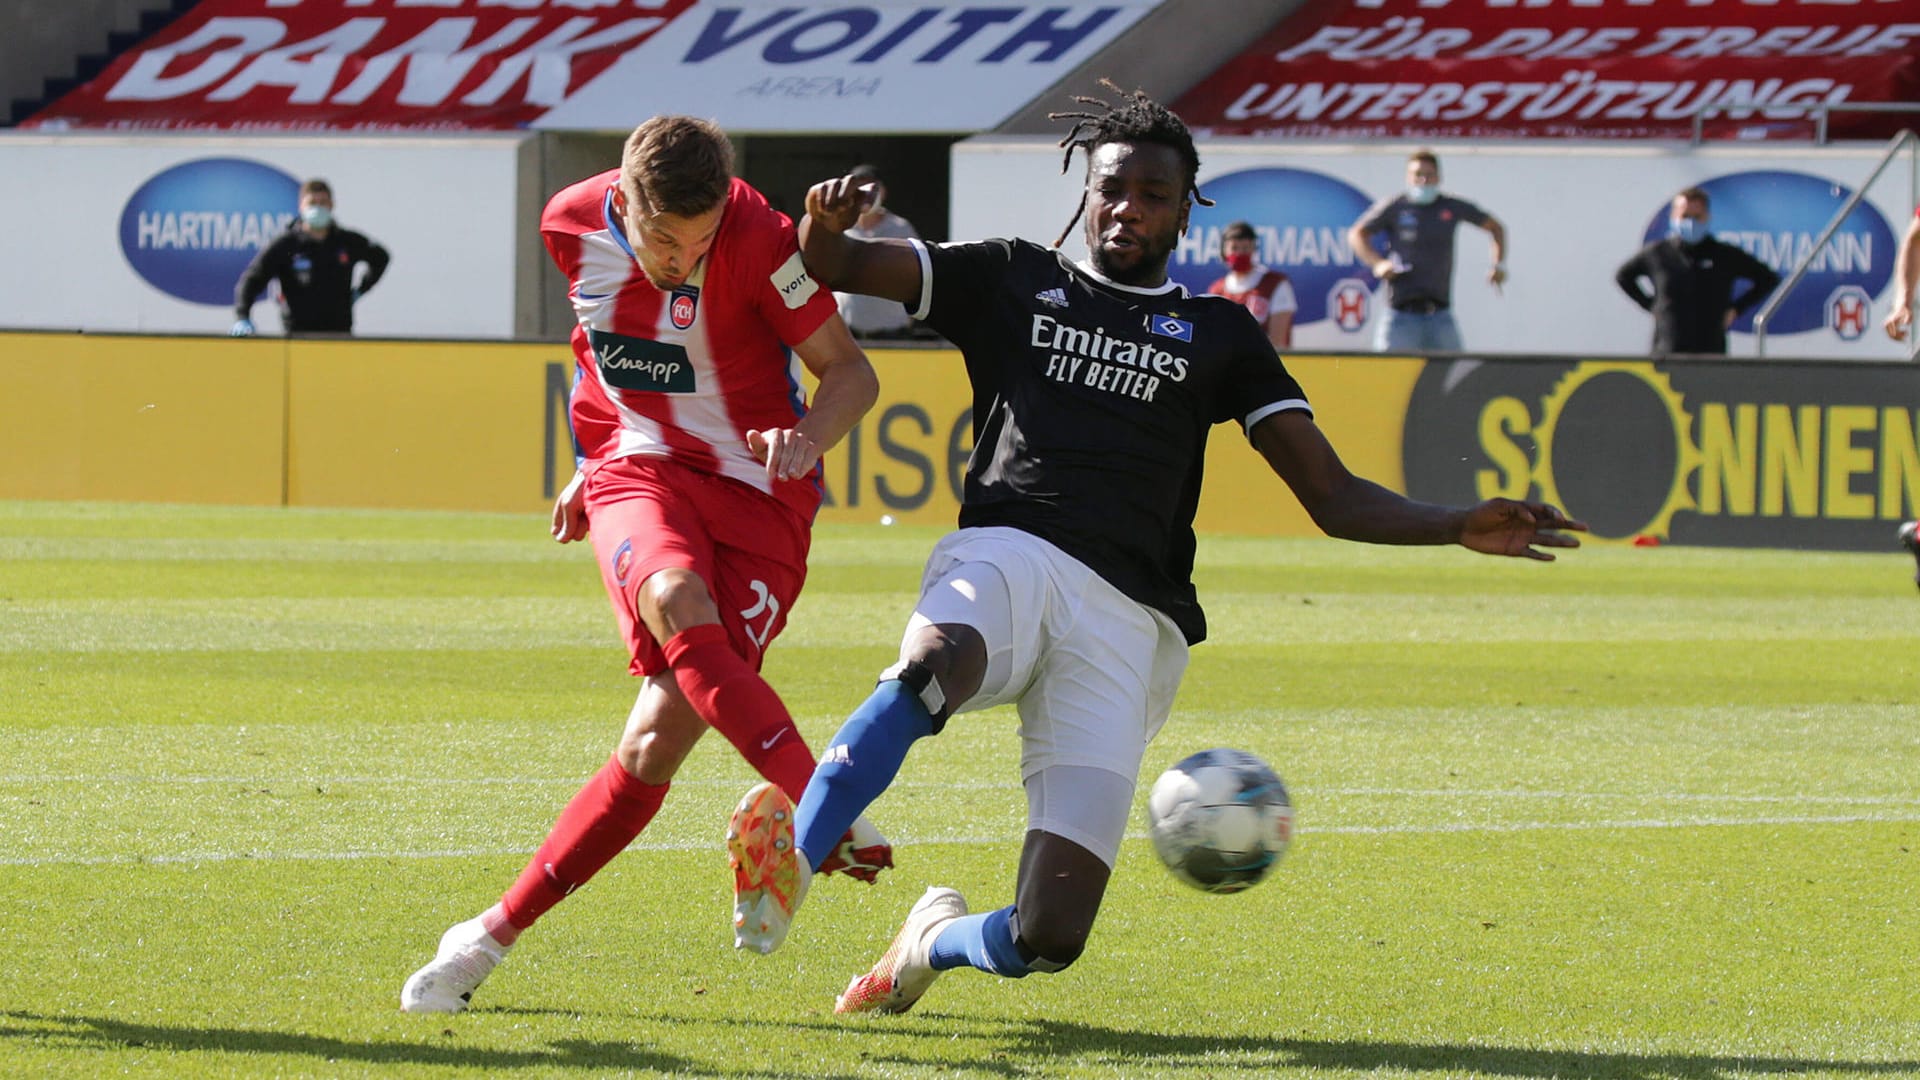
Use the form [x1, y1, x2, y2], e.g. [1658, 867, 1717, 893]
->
[1035, 287, 1069, 309]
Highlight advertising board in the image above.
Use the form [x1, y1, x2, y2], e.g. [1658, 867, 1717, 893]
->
[0, 134, 526, 337]
[951, 138, 1915, 360]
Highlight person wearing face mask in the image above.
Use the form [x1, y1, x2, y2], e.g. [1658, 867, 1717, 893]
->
[231, 179, 390, 336]
[833, 164, 922, 339]
[1346, 149, 1506, 353]
[1614, 187, 1780, 356]
[1207, 220, 1295, 349]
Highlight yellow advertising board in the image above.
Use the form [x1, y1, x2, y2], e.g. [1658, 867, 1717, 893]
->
[0, 332, 285, 505]
[811, 350, 1425, 537]
[1193, 354, 1422, 536]
[286, 338, 573, 512]
[0, 333, 1422, 540]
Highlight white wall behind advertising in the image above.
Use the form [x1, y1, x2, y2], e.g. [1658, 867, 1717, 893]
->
[0, 134, 527, 338]
[952, 138, 1915, 360]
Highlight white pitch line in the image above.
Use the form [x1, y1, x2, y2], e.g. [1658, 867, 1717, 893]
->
[4, 777, 1918, 809]
[0, 775, 1023, 790]
[3, 813, 1917, 868]
[1313, 812, 1920, 834]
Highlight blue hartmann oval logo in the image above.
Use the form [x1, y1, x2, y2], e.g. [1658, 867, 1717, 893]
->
[119, 158, 300, 305]
[1171, 168, 1376, 330]
[1638, 170, 1893, 337]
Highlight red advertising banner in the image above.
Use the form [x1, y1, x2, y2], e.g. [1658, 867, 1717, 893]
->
[20, 0, 696, 132]
[1175, 0, 1920, 141]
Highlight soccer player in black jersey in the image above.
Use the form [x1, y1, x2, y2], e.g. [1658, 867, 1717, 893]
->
[725, 82, 1587, 1013]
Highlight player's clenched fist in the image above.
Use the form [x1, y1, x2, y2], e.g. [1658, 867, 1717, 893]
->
[805, 175, 879, 235]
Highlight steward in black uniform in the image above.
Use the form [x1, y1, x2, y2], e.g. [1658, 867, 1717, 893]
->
[234, 211, 390, 334]
[1615, 230, 1779, 356]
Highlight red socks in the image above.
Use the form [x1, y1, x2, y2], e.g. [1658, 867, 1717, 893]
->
[494, 622, 810, 934]
[498, 756, 667, 930]
[661, 623, 815, 800]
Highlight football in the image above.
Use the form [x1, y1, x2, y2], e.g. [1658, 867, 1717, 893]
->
[1146, 748, 1294, 893]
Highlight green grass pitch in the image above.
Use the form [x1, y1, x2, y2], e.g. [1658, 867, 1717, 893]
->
[2, 500, 1916, 1079]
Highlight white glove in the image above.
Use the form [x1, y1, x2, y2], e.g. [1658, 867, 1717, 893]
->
[230, 318, 255, 337]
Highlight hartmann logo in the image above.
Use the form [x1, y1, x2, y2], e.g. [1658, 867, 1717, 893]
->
[118, 158, 299, 305]
[1169, 167, 1375, 330]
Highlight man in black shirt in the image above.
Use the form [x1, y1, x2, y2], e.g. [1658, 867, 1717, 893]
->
[724, 81, 1586, 1012]
[1615, 187, 1779, 356]
[232, 178, 390, 336]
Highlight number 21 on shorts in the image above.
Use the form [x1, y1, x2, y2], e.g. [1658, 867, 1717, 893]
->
[739, 580, 781, 649]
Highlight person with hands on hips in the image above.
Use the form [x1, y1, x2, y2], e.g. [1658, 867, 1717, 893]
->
[232, 178, 389, 336]
[1347, 149, 1506, 353]
[1614, 186, 1780, 357]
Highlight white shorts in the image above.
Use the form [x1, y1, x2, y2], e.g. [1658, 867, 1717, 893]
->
[903, 527, 1190, 865]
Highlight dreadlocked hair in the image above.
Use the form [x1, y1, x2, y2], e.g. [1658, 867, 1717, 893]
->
[1047, 78, 1212, 248]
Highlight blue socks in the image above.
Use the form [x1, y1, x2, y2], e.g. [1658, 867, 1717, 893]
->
[929, 905, 1031, 977]
[794, 679, 935, 871]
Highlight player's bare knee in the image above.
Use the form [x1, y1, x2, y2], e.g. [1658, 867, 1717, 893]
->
[637, 568, 720, 637]
[894, 623, 987, 724]
[1009, 907, 1088, 972]
[877, 657, 951, 732]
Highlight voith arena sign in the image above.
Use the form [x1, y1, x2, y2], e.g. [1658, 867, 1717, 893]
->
[119, 157, 301, 305]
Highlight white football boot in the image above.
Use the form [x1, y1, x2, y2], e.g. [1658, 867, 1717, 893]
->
[834, 886, 968, 1015]
[399, 916, 509, 1013]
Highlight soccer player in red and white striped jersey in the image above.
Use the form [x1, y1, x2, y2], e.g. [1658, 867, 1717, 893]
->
[401, 116, 887, 1013]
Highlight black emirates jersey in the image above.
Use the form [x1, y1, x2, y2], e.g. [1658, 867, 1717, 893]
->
[914, 237, 1312, 645]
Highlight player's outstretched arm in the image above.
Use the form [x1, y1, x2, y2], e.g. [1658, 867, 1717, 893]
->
[1453, 498, 1586, 561]
[748, 314, 879, 483]
[1251, 410, 1585, 559]
[799, 174, 922, 304]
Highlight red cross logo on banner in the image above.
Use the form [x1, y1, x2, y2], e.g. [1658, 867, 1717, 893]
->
[1328, 279, 1371, 333]
[1826, 286, 1869, 341]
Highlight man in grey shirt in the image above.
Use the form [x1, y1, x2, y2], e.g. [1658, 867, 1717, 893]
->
[1346, 149, 1507, 353]
[835, 164, 921, 339]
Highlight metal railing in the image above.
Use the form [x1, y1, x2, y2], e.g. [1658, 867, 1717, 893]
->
[1690, 101, 1920, 147]
[1752, 128, 1917, 360]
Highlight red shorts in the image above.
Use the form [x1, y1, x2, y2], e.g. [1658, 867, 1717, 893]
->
[584, 455, 811, 677]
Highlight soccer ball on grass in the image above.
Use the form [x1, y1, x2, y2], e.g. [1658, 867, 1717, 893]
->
[1146, 748, 1293, 893]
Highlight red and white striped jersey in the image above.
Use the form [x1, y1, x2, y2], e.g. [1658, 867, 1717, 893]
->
[541, 171, 838, 522]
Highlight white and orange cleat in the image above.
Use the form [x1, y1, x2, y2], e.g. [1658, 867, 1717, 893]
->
[818, 814, 894, 884]
[834, 886, 968, 1015]
[727, 781, 810, 954]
